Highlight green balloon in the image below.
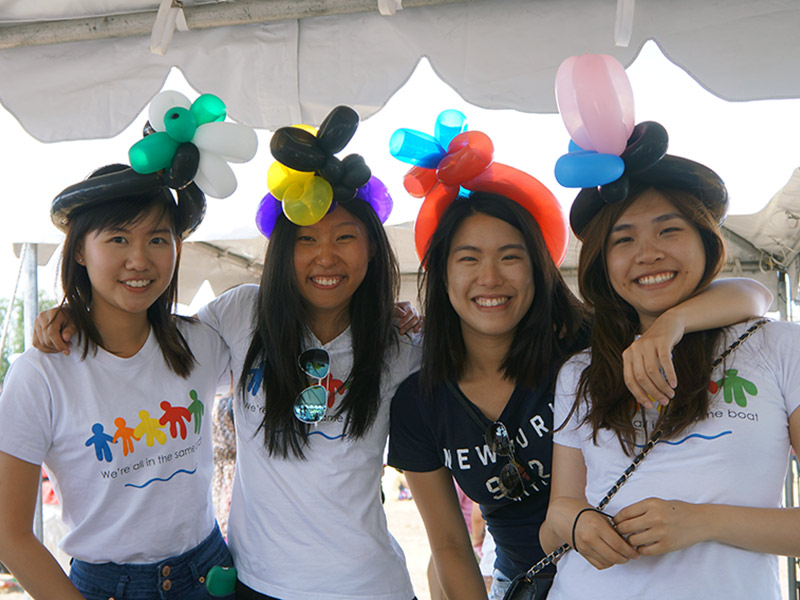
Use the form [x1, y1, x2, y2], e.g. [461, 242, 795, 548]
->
[191, 94, 227, 125]
[129, 132, 180, 174]
[164, 107, 197, 143]
[205, 565, 237, 596]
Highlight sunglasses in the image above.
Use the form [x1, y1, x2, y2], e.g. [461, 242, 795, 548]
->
[293, 348, 331, 424]
[484, 421, 531, 501]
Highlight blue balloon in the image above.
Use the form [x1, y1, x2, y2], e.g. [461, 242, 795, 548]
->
[434, 109, 467, 150]
[389, 129, 445, 169]
[568, 139, 586, 153]
[555, 151, 625, 188]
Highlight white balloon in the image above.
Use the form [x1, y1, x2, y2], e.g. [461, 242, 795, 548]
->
[148, 90, 191, 132]
[193, 122, 258, 163]
[196, 152, 236, 198]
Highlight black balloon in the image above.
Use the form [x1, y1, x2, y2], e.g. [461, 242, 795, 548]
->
[142, 120, 156, 137]
[621, 121, 668, 174]
[164, 142, 200, 189]
[598, 176, 629, 204]
[319, 156, 343, 183]
[340, 154, 371, 189]
[270, 127, 327, 171]
[317, 106, 360, 154]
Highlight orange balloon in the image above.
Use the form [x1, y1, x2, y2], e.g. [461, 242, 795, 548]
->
[413, 182, 458, 262]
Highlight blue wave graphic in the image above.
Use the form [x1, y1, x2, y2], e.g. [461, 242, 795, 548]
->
[635, 431, 732, 448]
[125, 466, 197, 488]
[308, 430, 344, 440]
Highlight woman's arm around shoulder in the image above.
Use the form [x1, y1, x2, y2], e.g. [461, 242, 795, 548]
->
[624, 277, 772, 408]
[0, 452, 86, 599]
[404, 468, 488, 600]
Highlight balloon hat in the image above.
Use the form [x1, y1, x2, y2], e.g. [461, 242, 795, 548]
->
[256, 105, 392, 237]
[52, 90, 258, 238]
[552, 54, 727, 239]
[51, 164, 205, 239]
[389, 109, 568, 264]
[129, 91, 258, 199]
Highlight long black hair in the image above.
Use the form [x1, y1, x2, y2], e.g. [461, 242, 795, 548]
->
[419, 192, 590, 391]
[60, 187, 196, 377]
[238, 198, 400, 458]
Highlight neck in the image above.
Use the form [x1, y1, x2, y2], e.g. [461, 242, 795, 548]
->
[307, 308, 351, 345]
[460, 329, 513, 383]
[91, 305, 151, 358]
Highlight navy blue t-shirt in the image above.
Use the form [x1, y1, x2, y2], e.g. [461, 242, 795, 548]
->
[389, 371, 558, 578]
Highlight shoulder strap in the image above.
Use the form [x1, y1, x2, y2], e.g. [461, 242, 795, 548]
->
[446, 380, 489, 431]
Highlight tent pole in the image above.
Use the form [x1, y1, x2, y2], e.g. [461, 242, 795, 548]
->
[22, 243, 43, 545]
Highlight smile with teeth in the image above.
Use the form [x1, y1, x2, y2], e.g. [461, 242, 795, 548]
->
[636, 272, 675, 286]
[123, 279, 153, 288]
[311, 276, 343, 287]
[473, 296, 510, 307]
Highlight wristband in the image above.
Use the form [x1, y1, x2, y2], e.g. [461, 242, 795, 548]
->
[571, 507, 613, 554]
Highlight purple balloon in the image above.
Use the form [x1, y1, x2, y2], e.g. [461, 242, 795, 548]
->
[356, 176, 393, 223]
[256, 193, 283, 238]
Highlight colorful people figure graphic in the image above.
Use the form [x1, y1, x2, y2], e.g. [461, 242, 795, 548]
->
[134, 410, 168, 447]
[112, 417, 139, 456]
[187, 390, 204, 435]
[159, 400, 192, 440]
[716, 369, 758, 407]
[85, 423, 115, 462]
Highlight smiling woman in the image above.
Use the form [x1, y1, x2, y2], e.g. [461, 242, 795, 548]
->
[0, 164, 234, 599]
[541, 151, 800, 600]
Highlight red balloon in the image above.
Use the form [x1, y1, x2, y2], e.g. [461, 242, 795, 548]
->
[436, 131, 493, 185]
[403, 165, 439, 198]
[466, 163, 569, 266]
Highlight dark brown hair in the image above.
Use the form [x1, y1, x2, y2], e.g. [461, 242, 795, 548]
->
[575, 185, 727, 453]
[59, 191, 196, 377]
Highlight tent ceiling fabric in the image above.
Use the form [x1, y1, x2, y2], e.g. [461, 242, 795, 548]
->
[1, 0, 799, 142]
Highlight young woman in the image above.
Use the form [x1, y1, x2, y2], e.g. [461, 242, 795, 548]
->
[541, 153, 800, 599]
[0, 165, 233, 599]
[34, 107, 422, 600]
[387, 128, 773, 600]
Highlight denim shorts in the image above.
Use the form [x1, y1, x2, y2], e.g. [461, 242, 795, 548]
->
[69, 523, 234, 600]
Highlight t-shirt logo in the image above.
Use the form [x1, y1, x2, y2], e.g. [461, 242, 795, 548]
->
[708, 369, 758, 408]
[85, 389, 204, 462]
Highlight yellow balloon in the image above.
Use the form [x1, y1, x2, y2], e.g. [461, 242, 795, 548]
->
[267, 161, 312, 200]
[282, 176, 333, 226]
[292, 124, 318, 136]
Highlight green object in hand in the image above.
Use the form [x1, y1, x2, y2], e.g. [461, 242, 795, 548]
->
[206, 565, 237, 597]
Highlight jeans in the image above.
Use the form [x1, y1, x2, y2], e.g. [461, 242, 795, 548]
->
[69, 523, 234, 600]
[490, 568, 553, 600]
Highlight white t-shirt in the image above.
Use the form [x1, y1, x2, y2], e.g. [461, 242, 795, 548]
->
[0, 320, 230, 564]
[548, 320, 800, 600]
[198, 284, 421, 600]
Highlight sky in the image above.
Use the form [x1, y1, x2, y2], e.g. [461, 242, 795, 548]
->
[1, 40, 799, 307]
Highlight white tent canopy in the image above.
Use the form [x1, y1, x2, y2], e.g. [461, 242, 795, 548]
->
[2, 0, 800, 142]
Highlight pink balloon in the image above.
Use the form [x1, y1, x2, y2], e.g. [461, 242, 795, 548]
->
[555, 54, 635, 156]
